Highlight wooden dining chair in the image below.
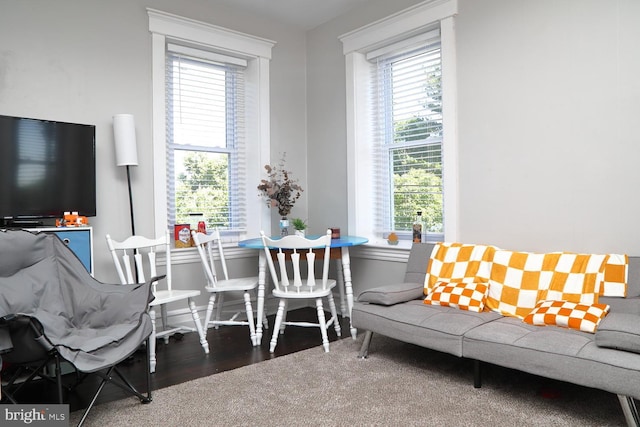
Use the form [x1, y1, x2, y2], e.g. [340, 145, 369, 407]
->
[260, 229, 341, 353]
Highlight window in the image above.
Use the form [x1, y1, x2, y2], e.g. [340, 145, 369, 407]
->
[371, 31, 443, 236]
[340, 0, 458, 245]
[166, 49, 246, 230]
[149, 9, 274, 242]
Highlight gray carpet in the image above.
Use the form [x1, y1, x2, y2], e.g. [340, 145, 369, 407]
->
[70, 334, 625, 426]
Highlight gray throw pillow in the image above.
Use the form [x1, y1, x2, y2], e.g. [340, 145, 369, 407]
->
[358, 282, 424, 306]
[595, 313, 640, 354]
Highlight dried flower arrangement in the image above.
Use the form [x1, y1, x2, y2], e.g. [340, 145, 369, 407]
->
[257, 154, 303, 217]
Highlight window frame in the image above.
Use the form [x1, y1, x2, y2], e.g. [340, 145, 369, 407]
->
[340, 0, 459, 246]
[165, 51, 245, 231]
[148, 8, 275, 245]
[374, 38, 444, 238]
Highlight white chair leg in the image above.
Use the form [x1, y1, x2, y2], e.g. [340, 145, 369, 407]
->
[148, 307, 157, 373]
[160, 304, 170, 344]
[214, 293, 225, 329]
[188, 298, 209, 354]
[254, 288, 269, 331]
[280, 299, 288, 335]
[243, 291, 257, 346]
[270, 300, 286, 353]
[327, 292, 341, 337]
[316, 298, 330, 352]
[204, 294, 216, 331]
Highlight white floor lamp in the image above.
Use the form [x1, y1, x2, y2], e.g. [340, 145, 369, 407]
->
[113, 114, 138, 236]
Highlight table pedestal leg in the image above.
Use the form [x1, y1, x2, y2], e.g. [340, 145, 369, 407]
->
[255, 251, 267, 346]
[335, 259, 347, 316]
[341, 247, 357, 339]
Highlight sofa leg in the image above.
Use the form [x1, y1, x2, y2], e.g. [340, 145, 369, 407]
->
[473, 360, 482, 388]
[358, 330, 373, 359]
[618, 395, 640, 427]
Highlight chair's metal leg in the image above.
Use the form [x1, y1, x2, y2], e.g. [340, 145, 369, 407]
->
[77, 367, 114, 427]
[473, 360, 482, 388]
[54, 353, 63, 404]
[618, 395, 640, 427]
[75, 342, 153, 426]
[358, 330, 373, 359]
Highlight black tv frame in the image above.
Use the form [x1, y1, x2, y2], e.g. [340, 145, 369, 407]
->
[0, 114, 96, 228]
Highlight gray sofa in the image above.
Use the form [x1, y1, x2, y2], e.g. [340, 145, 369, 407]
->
[353, 243, 640, 426]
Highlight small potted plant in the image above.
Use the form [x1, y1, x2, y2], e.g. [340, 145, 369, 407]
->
[291, 218, 307, 237]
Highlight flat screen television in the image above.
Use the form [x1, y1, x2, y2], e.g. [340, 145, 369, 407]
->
[0, 114, 96, 227]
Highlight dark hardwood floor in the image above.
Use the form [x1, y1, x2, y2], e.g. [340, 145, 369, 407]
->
[2, 308, 350, 413]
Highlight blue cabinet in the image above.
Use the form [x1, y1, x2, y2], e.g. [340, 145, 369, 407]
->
[35, 227, 94, 274]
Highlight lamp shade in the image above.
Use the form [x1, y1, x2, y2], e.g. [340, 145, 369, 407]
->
[113, 114, 138, 166]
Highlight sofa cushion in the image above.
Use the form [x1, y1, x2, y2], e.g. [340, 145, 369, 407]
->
[358, 283, 424, 306]
[424, 281, 488, 312]
[523, 300, 610, 333]
[595, 312, 640, 353]
[462, 316, 640, 400]
[424, 242, 494, 294]
[352, 299, 502, 357]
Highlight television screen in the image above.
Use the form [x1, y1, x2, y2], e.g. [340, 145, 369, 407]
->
[0, 115, 96, 223]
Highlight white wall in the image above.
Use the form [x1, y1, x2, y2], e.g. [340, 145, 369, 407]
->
[455, 0, 640, 254]
[307, 0, 640, 281]
[4, 0, 638, 303]
[305, 0, 426, 235]
[0, 0, 308, 287]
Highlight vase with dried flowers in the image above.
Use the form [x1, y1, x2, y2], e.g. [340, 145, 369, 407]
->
[257, 154, 303, 235]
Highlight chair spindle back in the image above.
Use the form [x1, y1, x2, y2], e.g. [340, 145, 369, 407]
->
[106, 230, 172, 296]
[261, 229, 332, 294]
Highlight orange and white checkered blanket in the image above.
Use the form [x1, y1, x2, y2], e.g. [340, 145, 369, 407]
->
[486, 250, 607, 319]
[425, 242, 628, 322]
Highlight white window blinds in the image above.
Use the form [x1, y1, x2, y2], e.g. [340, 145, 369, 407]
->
[370, 28, 444, 237]
[165, 49, 247, 231]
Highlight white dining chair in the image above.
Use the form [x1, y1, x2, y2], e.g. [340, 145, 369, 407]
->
[260, 229, 341, 353]
[105, 230, 209, 373]
[192, 229, 262, 346]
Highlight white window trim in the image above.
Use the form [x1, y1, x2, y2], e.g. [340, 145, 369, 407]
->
[148, 8, 275, 242]
[340, 0, 458, 245]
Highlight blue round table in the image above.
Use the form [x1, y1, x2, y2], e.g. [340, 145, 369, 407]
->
[238, 235, 368, 342]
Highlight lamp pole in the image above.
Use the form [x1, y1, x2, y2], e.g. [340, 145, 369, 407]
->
[126, 165, 135, 236]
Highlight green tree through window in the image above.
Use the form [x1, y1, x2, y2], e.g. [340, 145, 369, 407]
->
[174, 152, 230, 228]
